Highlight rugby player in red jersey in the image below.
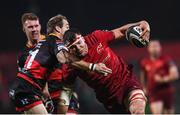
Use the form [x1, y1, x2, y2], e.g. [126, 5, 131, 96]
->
[62, 20, 150, 114]
[9, 13, 111, 114]
[140, 40, 179, 114]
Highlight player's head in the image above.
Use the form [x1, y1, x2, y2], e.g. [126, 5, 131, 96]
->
[21, 13, 41, 42]
[147, 40, 162, 57]
[47, 14, 69, 37]
[63, 28, 88, 57]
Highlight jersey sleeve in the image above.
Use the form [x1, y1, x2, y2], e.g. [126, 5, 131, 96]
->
[85, 30, 115, 46]
[48, 37, 68, 56]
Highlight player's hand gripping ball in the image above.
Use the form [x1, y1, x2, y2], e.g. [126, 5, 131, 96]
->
[126, 26, 149, 48]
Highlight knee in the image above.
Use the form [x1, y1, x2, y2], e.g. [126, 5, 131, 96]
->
[129, 99, 146, 114]
[128, 89, 147, 114]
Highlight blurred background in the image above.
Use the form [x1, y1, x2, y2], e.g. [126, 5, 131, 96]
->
[0, 0, 179, 113]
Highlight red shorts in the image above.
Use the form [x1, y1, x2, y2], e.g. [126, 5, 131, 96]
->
[105, 75, 143, 113]
[149, 87, 174, 109]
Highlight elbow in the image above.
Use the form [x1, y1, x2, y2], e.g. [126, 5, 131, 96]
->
[174, 71, 179, 80]
[57, 56, 66, 64]
[170, 66, 179, 80]
[170, 72, 179, 81]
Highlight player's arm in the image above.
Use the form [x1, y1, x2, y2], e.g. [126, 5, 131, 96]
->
[41, 82, 54, 113]
[111, 20, 150, 40]
[42, 82, 50, 98]
[56, 50, 112, 75]
[163, 64, 179, 83]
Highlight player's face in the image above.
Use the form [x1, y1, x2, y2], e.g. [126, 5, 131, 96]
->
[69, 34, 88, 57]
[61, 19, 69, 35]
[148, 41, 161, 57]
[23, 20, 41, 41]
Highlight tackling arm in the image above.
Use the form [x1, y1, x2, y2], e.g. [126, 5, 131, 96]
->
[56, 50, 112, 75]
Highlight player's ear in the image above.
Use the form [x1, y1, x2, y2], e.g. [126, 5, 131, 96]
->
[82, 36, 85, 41]
[39, 24, 41, 30]
[55, 26, 61, 33]
[22, 26, 25, 32]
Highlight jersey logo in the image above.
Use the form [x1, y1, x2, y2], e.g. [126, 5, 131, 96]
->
[97, 43, 104, 54]
[21, 98, 29, 105]
[102, 53, 110, 63]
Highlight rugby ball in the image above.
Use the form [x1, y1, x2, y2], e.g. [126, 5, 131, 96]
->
[126, 26, 149, 48]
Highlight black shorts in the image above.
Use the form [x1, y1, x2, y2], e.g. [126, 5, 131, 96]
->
[9, 78, 43, 112]
[48, 80, 63, 99]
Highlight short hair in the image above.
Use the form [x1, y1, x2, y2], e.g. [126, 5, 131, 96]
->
[47, 14, 67, 34]
[63, 28, 81, 46]
[21, 13, 39, 25]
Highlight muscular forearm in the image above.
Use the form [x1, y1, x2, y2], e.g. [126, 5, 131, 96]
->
[71, 61, 112, 76]
[71, 60, 90, 71]
[57, 50, 112, 75]
[163, 75, 178, 83]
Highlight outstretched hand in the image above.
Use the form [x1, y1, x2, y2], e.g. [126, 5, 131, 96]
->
[94, 63, 112, 76]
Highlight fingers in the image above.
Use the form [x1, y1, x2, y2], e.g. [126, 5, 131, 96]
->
[95, 63, 112, 76]
[102, 66, 112, 74]
[101, 63, 112, 72]
[139, 21, 150, 40]
[142, 31, 150, 42]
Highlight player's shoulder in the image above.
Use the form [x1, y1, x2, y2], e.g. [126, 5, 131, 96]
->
[85, 29, 112, 41]
[46, 34, 62, 42]
[40, 34, 46, 40]
[86, 30, 108, 36]
[160, 55, 172, 62]
[92, 29, 110, 35]
[161, 55, 171, 59]
[18, 45, 31, 56]
[46, 34, 56, 41]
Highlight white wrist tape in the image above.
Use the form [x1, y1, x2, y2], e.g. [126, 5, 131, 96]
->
[89, 63, 93, 71]
[92, 64, 96, 71]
